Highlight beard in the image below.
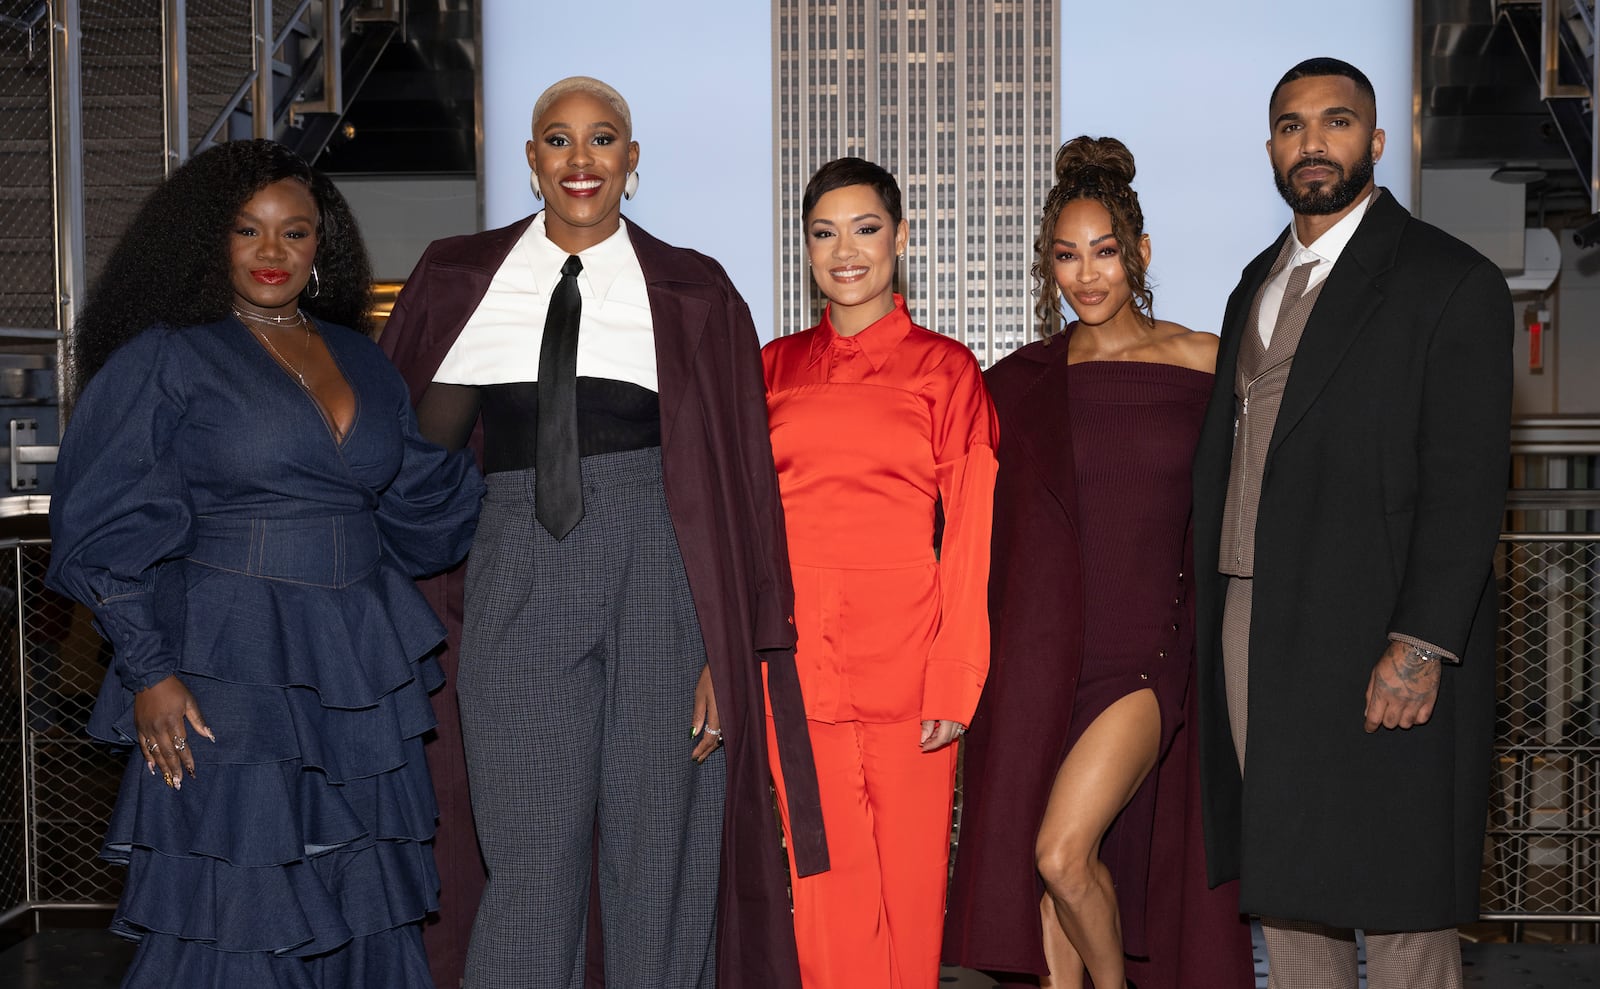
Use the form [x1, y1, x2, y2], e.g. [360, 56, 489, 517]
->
[1273, 148, 1375, 215]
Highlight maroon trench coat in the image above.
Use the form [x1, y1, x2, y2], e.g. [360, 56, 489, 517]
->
[380, 215, 827, 989]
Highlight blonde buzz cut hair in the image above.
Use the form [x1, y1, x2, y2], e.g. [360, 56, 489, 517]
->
[530, 76, 633, 139]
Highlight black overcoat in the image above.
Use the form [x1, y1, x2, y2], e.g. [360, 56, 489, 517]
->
[380, 215, 826, 989]
[1191, 190, 1512, 930]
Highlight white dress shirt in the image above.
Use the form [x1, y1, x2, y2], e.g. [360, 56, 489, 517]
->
[433, 213, 657, 391]
[1254, 190, 1378, 348]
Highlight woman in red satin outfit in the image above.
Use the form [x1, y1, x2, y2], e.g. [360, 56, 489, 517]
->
[763, 156, 999, 989]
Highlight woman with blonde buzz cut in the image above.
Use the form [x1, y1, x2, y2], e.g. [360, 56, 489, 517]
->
[383, 75, 825, 989]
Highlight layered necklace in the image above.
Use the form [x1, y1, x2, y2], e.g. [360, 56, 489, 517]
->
[234, 307, 312, 386]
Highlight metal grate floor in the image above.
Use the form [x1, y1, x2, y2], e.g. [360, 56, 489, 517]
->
[939, 922, 1600, 988]
[0, 924, 1595, 987]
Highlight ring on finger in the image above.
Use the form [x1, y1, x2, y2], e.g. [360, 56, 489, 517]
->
[171, 736, 186, 751]
[145, 739, 160, 753]
[703, 727, 722, 738]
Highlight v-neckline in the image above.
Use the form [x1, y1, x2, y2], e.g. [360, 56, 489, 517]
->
[237, 317, 359, 448]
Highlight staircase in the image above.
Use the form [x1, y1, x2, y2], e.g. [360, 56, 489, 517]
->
[0, 0, 402, 341]
[1499, 0, 1600, 217]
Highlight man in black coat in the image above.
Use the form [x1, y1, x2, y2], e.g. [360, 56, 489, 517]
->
[1192, 57, 1512, 989]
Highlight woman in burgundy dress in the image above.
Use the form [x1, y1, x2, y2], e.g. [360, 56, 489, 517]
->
[944, 137, 1252, 988]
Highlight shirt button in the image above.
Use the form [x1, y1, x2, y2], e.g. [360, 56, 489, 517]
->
[1158, 651, 1166, 659]
[1171, 623, 1180, 632]
[1139, 673, 1150, 680]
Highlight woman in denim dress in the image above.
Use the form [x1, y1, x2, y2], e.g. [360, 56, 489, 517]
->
[47, 140, 484, 988]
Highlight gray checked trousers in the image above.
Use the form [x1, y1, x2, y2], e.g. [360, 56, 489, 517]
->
[457, 449, 725, 989]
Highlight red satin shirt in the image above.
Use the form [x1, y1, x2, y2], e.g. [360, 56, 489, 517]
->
[763, 296, 999, 726]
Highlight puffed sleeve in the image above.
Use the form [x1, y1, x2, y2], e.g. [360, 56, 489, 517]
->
[374, 390, 485, 578]
[46, 330, 195, 695]
[922, 347, 1000, 726]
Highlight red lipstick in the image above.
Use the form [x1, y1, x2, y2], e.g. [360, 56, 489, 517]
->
[251, 268, 290, 285]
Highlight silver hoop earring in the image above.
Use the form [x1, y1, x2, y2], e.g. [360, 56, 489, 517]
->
[530, 173, 542, 201]
[306, 264, 321, 299]
[623, 171, 640, 200]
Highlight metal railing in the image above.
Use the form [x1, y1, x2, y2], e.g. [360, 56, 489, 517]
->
[1484, 534, 1600, 928]
[1482, 417, 1600, 933]
[0, 535, 122, 925]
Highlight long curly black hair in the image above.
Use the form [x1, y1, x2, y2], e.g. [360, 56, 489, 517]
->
[70, 139, 373, 394]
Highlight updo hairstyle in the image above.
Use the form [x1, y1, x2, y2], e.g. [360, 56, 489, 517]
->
[1032, 135, 1154, 338]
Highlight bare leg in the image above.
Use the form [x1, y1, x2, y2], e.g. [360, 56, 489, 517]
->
[1038, 888, 1082, 989]
[1033, 689, 1161, 989]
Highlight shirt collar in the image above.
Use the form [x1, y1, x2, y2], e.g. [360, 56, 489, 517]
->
[529, 211, 634, 302]
[1289, 187, 1379, 268]
[805, 294, 914, 371]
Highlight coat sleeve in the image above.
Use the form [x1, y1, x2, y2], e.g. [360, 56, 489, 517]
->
[922, 347, 1000, 725]
[46, 331, 195, 697]
[1385, 258, 1512, 657]
[721, 279, 829, 877]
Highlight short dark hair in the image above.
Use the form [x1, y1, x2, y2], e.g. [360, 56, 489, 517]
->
[801, 157, 903, 227]
[1270, 57, 1376, 111]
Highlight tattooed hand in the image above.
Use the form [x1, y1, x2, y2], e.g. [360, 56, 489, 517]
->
[1363, 640, 1441, 732]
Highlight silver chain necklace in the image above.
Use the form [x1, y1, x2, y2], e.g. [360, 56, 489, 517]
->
[235, 308, 312, 385]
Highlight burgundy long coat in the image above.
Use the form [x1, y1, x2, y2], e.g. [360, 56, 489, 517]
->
[380, 215, 827, 989]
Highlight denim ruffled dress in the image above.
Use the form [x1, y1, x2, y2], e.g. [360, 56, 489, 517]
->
[47, 317, 484, 987]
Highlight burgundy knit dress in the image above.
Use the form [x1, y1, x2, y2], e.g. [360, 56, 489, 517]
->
[944, 340, 1253, 989]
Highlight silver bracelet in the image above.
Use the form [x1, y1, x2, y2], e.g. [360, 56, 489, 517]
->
[1405, 643, 1446, 664]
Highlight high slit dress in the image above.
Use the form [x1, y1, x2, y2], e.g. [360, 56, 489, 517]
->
[944, 336, 1253, 988]
[47, 318, 484, 988]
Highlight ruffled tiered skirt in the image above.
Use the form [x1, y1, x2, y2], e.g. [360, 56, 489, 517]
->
[87, 521, 447, 988]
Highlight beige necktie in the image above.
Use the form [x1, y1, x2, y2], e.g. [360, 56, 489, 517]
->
[1263, 259, 1319, 349]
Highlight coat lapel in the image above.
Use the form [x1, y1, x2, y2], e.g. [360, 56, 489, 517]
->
[1268, 191, 1404, 459]
[628, 220, 710, 451]
[1008, 339, 1081, 530]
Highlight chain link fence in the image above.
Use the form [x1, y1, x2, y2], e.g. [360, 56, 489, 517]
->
[0, 2, 54, 334]
[0, 538, 122, 922]
[1484, 534, 1600, 924]
[81, 0, 167, 290]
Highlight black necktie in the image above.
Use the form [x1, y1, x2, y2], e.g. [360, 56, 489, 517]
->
[536, 254, 584, 539]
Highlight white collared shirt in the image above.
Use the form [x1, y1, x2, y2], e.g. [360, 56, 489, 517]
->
[433, 213, 657, 391]
[1255, 189, 1378, 347]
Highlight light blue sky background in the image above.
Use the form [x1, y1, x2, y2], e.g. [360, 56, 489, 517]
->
[482, 1, 1413, 343]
